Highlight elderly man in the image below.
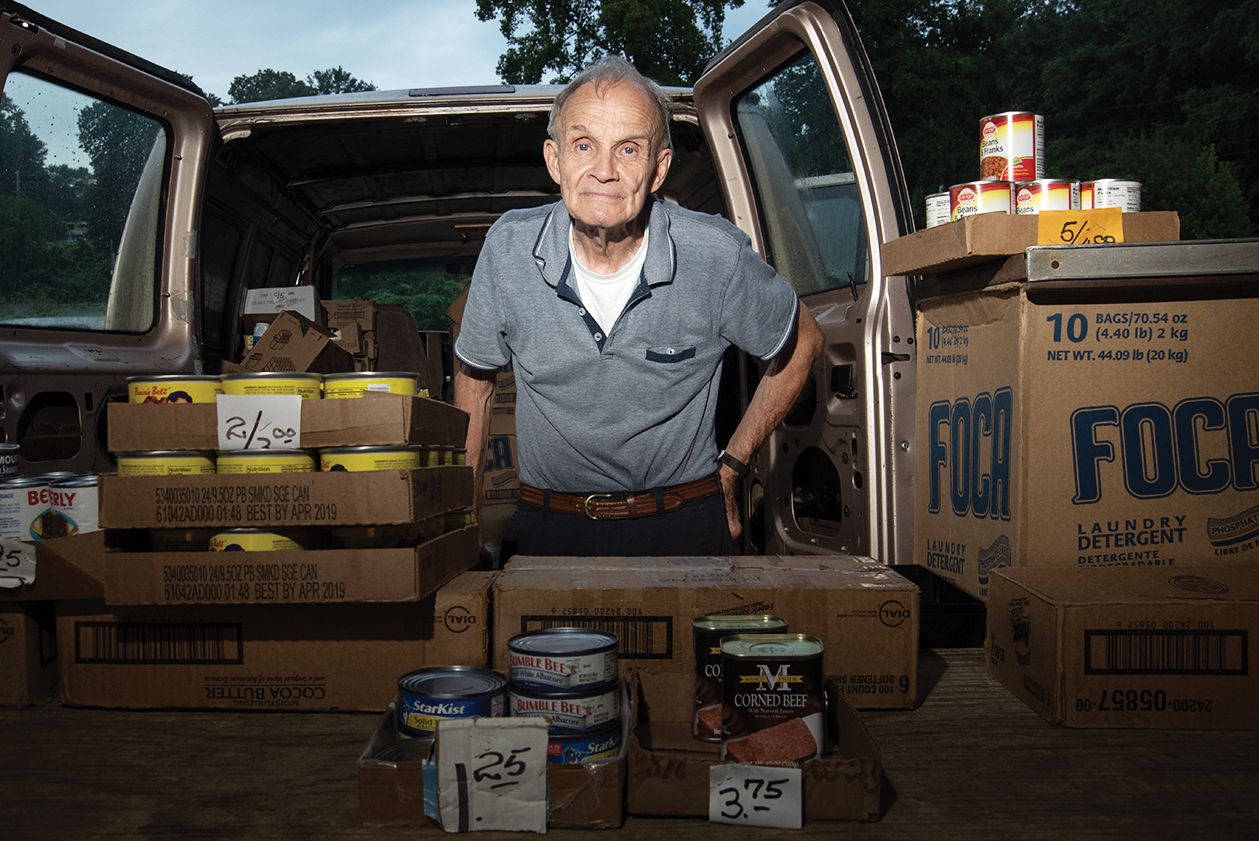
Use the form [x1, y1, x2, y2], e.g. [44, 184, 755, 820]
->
[455, 55, 822, 559]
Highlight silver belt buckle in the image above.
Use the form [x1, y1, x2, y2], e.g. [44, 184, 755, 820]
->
[583, 493, 615, 520]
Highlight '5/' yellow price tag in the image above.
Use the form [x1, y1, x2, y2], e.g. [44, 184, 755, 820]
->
[1037, 207, 1125, 246]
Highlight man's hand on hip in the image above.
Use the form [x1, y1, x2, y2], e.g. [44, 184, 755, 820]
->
[719, 465, 742, 543]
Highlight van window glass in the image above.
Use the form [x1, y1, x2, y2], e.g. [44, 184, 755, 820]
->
[733, 52, 869, 299]
[0, 71, 166, 331]
[334, 257, 474, 330]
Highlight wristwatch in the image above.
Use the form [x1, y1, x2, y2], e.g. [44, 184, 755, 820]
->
[717, 449, 750, 479]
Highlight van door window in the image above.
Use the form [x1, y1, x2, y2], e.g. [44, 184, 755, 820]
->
[733, 52, 869, 299]
[0, 71, 166, 331]
[333, 256, 474, 330]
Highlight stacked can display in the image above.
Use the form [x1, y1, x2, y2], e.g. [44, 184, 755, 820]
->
[506, 628, 622, 764]
[0, 471, 100, 541]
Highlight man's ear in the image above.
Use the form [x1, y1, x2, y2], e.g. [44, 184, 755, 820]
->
[650, 146, 673, 193]
[543, 138, 562, 186]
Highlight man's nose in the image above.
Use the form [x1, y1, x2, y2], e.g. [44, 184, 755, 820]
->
[589, 146, 618, 180]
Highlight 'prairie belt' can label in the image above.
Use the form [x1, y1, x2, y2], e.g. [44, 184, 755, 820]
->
[509, 682, 620, 733]
[217, 450, 315, 475]
[721, 634, 825, 764]
[116, 451, 216, 477]
[397, 666, 507, 737]
[220, 372, 322, 400]
[322, 371, 419, 398]
[209, 528, 303, 552]
[127, 374, 223, 404]
[320, 446, 422, 472]
[692, 614, 788, 742]
[507, 628, 618, 691]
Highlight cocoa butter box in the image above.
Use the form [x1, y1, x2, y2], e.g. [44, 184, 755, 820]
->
[915, 271, 1259, 600]
[987, 566, 1259, 728]
[493, 555, 919, 710]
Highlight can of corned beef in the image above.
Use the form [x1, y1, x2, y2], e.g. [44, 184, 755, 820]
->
[1014, 179, 1080, 215]
[950, 181, 1013, 220]
[979, 111, 1044, 182]
[509, 681, 620, 734]
[692, 614, 789, 742]
[924, 192, 951, 228]
[507, 628, 618, 691]
[396, 666, 508, 737]
[720, 634, 825, 765]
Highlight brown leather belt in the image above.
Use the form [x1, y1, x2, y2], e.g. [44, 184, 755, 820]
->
[518, 475, 722, 520]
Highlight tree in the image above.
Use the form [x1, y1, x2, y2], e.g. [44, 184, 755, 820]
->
[227, 66, 376, 104]
[308, 67, 377, 95]
[475, 0, 745, 85]
[76, 101, 162, 250]
[0, 95, 50, 200]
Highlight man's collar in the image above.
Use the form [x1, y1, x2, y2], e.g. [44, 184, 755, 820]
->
[533, 198, 676, 289]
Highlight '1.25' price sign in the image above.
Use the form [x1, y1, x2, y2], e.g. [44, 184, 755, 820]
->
[216, 394, 302, 451]
[709, 765, 803, 829]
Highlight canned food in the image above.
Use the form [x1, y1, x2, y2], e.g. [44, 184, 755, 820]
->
[1014, 179, 1080, 215]
[320, 446, 422, 472]
[507, 628, 618, 691]
[1080, 180, 1095, 210]
[949, 180, 1013, 220]
[116, 451, 216, 477]
[416, 447, 440, 467]
[216, 449, 315, 475]
[209, 529, 303, 552]
[692, 615, 789, 742]
[548, 721, 622, 765]
[328, 524, 421, 549]
[397, 666, 508, 737]
[509, 682, 620, 733]
[322, 371, 420, 399]
[0, 443, 19, 477]
[43, 474, 99, 537]
[220, 372, 322, 400]
[149, 528, 217, 551]
[924, 192, 950, 228]
[1087, 179, 1142, 212]
[979, 111, 1044, 182]
[127, 374, 223, 404]
[0, 476, 46, 541]
[721, 634, 825, 764]
[450, 448, 467, 466]
[373, 736, 435, 763]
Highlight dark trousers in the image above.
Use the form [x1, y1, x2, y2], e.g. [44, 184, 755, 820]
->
[501, 492, 733, 561]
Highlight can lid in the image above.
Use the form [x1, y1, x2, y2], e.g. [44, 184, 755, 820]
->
[374, 737, 435, 763]
[0, 475, 46, 487]
[218, 449, 312, 458]
[320, 445, 420, 454]
[692, 614, 788, 632]
[508, 627, 618, 656]
[323, 371, 418, 380]
[50, 475, 99, 488]
[398, 666, 507, 698]
[220, 372, 322, 381]
[116, 451, 214, 458]
[720, 633, 824, 658]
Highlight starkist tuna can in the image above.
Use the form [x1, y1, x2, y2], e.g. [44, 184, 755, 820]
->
[320, 446, 422, 472]
[509, 682, 620, 734]
[692, 614, 789, 742]
[127, 374, 223, 404]
[220, 372, 322, 400]
[115, 451, 216, 476]
[507, 628, 618, 691]
[397, 666, 508, 737]
[721, 634, 825, 765]
[216, 449, 315, 475]
[547, 721, 622, 765]
[322, 371, 420, 398]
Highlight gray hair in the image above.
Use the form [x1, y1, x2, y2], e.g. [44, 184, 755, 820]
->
[547, 55, 673, 151]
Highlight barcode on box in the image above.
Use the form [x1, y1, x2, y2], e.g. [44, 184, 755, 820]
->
[75, 621, 244, 665]
[1083, 629, 1248, 675]
[521, 615, 673, 659]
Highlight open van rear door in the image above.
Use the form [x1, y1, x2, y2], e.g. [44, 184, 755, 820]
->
[694, 0, 914, 562]
[0, 3, 213, 475]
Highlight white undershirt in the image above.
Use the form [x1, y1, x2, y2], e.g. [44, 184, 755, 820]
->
[570, 225, 649, 335]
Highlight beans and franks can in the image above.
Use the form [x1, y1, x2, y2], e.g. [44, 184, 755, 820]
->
[507, 628, 618, 691]
[322, 371, 420, 399]
[692, 615, 789, 742]
[1014, 179, 1080, 215]
[924, 192, 951, 228]
[548, 722, 622, 765]
[127, 374, 223, 404]
[217, 449, 315, 475]
[320, 446, 422, 472]
[209, 529, 303, 552]
[721, 634, 825, 764]
[396, 666, 508, 737]
[509, 682, 620, 734]
[950, 181, 1013, 220]
[220, 372, 322, 400]
[1085, 179, 1142, 212]
[116, 451, 216, 476]
[979, 111, 1044, 182]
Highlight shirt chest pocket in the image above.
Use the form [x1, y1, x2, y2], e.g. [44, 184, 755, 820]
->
[645, 345, 696, 363]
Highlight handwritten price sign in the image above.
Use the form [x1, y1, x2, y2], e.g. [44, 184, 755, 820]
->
[709, 764, 802, 829]
[1037, 207, 1125, 246]
[437, 717, 548, 833]
[216, 394, 302, 451]
[0, 539, 36, 588]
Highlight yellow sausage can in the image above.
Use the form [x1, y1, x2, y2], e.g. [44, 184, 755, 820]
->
[149, 528, 217, 551]
[216, 449, 315, 475]
[320, 446, 422, 472]
[116, 451, 216, 476]
[127, 374, 223, 404]
[450, 448, 468, 466]
[210, 528, 303, 552]
[220, 372, 323, 400]
[322, 371, 420, 399]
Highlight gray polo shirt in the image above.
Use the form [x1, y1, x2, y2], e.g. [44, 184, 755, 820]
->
[455, 198, 799, 493]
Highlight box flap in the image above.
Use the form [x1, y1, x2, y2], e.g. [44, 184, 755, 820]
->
[0, 532, 106, 602]
[992, 566, 1259, 605]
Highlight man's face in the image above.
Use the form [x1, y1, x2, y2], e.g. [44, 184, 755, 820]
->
[543, 81, 672, 235]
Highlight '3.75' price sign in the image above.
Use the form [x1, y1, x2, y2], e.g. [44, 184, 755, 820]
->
[709, 765, 802, 829]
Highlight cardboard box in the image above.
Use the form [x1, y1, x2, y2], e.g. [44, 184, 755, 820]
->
[882, 211, 1180, 276]
[625, 671, 881, 821]
[915, 275, 1259, 600]
[238, 311, 356, 373]
[103, 526, 478, 606]
[987, 566, 1259, 728]
[359, 701, 626, 829]
[323, 299, 377, 334]
[107, 394, 469, 452]
[481, 434, 519, 506]
[0, 603, 57, 705]
[493, 556, 919, 709]
[98, 467, 472, 530]
[57, 570, 495, 711]
[331, 322, 366, 356]
[0, 533, 107, 603]
[244, 286, 320, 322]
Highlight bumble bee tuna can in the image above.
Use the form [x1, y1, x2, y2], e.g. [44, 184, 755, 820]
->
[216, 450, 315, 475]
[509, 682, 620, 733]
[220, 372, 322, 400]
[127, 374, 223, 404]
[116, 451, 216, 476]
[322, 371, 420, 398]
[396, 666, 507, 737]
[507, 628, 618, 691]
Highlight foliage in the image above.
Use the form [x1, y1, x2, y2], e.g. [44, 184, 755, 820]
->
[336, 262, 472, 331]
[227, 66, 376, 104]
[475, 0, 745, 85]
